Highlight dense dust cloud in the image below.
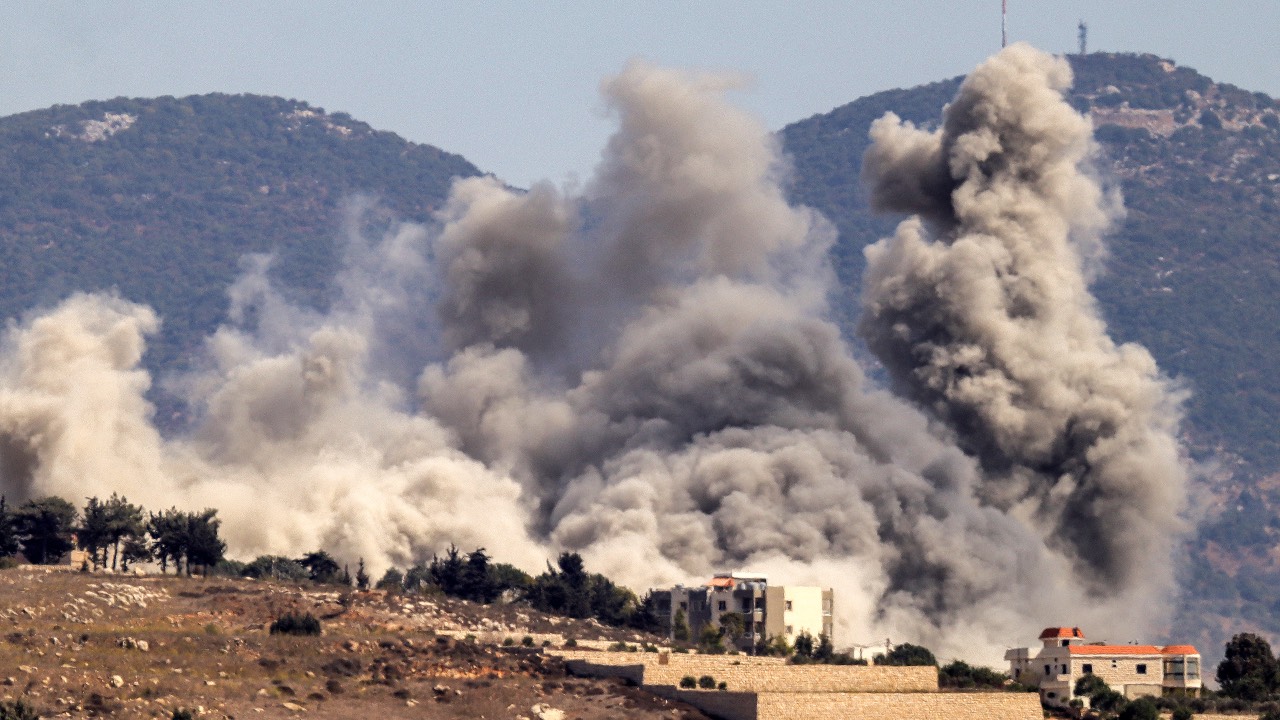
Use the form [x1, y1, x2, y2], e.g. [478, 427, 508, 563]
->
[0, 48, 1189, 662]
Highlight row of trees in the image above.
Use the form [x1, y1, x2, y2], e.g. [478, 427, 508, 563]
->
[0, 494, 225, 575]
[368, 547, 665, 633]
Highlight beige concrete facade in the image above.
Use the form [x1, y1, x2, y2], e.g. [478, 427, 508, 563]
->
[656, 573, 832, 650]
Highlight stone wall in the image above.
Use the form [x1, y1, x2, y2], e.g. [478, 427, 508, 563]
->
[645, 689, 1042, 720]
[754, 692, 1044, 720]
[556, 650, 937, 692]
[645, 686, 758, 720]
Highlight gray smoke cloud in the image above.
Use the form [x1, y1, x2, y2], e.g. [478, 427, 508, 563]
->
[0, 49, 1189, 663]
[860, 43, 1188, 597]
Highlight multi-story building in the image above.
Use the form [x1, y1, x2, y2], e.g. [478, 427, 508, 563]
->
[1005, 627, 1202, 708]
[652, 572, 833, 651]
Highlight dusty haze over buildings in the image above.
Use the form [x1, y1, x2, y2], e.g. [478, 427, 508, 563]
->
[0, 45, 1190, 663]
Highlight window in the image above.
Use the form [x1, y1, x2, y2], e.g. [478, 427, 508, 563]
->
[718, 601, 726, 611]
[785, 600, 793, 611]
[1136, 664, 1147, 675]
[1082, 663, 1093, 674]
[1044, 665, 1051, 675]
[1061, 640, 1069, 647]
[1061, 664, 1067, 673]
[679, 601, 687, 610]
[786, 625, 793, 634]
[1111, 660, 1118, 668]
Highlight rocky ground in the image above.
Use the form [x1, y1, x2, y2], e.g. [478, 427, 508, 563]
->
[0, 565, 711, 720]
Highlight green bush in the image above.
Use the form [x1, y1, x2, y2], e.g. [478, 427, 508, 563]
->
[171, 710, 196, 720]
[502, 637, 515, 646]
[268, 611, 322, 636]
[564, 638, 577, 648]
[680, 676, 697, 689]
[521, 636, 534, 647]
[1171, 707, 1193, 720]
[698, 675, 717, 689]
[0, 700, 38, 720]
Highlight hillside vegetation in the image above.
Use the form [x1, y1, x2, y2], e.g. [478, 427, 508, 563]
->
[0, 93, 480, 423]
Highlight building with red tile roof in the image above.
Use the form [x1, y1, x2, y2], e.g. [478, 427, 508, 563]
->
[1005, 627, 1201, 708]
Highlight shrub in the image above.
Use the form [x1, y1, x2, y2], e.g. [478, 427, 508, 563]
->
[1118, 698, 1159, 720]
[502, 637, 515, 646]
[717, 681, 727, 690]
[698, 675, 716, 689]
[269, 612, 321, 636]
[564, 638, 577, 648]
[1171, 707, 1193, 720]
[0, 700, 38, 720]
[521, 636, 534, 647]
[171, 710, 196, 720]
[680, 676, 697, 689]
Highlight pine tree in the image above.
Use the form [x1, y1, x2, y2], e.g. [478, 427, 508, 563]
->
[14, 497, 78, 564]
[355, 557, 370, 591]
[103, 494, 145, 571]
[0, 496, 19, 558]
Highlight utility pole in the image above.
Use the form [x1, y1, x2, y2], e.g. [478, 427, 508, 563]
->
[1078, 20, 1088, 55]
[1002, 0, 1007, 48]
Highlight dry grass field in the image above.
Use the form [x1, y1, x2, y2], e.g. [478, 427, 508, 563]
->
[0, 564, 710, 720]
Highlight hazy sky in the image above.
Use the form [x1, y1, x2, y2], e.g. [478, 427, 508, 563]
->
[3, 1, 1276, 188]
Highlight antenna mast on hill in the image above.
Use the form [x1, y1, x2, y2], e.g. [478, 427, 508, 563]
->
[1078, 20, 1088, 55]
[1002, 0, 1007, 48]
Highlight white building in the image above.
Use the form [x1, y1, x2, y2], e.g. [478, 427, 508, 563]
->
[1006, 627, 1202, 708]
[654, 572, 834, 651]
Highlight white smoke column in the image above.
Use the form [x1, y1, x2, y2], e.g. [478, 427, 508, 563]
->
[0, 294, 169, 505]
[860, 44, 1188, 601]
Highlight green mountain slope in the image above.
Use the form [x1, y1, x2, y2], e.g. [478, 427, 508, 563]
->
[780, 52, 1280, 658]
[0, 93, 482, 406]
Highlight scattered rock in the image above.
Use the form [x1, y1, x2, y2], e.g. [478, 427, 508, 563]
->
[109, 675, 124, 688]
[281, 701, 306, 711]
[531, 703, 566, 720]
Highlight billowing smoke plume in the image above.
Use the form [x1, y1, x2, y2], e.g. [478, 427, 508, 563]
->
[0, 48, 1189, 663]
[860, 43, 1187, 599]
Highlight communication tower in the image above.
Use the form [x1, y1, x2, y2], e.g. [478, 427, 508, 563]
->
[1002, 0, 1007, 48]
[1078, 20, 1088, 55]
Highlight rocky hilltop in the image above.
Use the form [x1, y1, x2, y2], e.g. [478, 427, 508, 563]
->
[0, 565, 702, 720]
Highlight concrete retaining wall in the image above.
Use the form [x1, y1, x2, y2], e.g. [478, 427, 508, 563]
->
[556, 651, 936, 692]
[755, 691, 1043, 720]
[646, 686, 758, 720]
[644, 689, 1041, 720]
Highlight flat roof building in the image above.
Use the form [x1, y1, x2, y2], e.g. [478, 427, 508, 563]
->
[651, 572, 833, 651]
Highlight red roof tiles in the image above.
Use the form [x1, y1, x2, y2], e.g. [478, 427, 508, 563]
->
[1039, 627, 1086, 640]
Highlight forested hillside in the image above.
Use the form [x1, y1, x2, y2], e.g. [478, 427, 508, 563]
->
[780, 52, 1280, 657]
[0, 93, 481, 415]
